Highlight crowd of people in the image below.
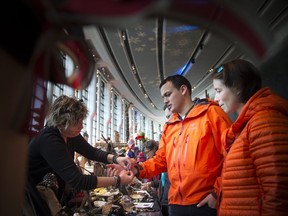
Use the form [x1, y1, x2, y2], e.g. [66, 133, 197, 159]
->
[24, 59, 288, 216]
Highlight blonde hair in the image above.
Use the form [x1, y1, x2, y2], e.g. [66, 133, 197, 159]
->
[46, 95, 88, 130]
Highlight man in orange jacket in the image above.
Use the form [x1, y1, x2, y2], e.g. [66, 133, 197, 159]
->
[111, 75, 232, 215]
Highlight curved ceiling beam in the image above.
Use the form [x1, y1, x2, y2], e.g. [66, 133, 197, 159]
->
[165, 0, 272, 62]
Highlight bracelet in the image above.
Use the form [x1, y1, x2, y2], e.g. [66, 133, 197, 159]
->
[113, 175, 121, 188]
[112, 155, 118, 164]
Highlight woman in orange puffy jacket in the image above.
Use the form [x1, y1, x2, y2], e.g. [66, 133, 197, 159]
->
[212, 59, 288, 216]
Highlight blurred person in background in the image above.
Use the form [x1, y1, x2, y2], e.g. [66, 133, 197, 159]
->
[137, 151, 146, 163]
[212, 59, 288, 216]
[126, 138, 136, 158]
[141, 139, 160, 185]
[159, 104, 172, 216]
[141, 139, 169, 216]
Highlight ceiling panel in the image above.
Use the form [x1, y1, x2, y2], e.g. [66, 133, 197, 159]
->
[163, 20, 203, 75]
[84, 0, 288, 124]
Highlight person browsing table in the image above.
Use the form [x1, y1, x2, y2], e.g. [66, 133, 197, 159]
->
[111, 75, 232, 216]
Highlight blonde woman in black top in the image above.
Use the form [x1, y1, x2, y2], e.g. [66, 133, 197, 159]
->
[27, 95, 134, 215]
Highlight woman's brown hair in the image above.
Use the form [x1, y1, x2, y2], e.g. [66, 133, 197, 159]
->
[212, 59, 262, 103]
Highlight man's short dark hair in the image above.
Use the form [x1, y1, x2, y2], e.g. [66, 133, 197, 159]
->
[159, 75, 192, 96]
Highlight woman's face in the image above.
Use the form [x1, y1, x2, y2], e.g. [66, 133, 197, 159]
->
[213, 79, 242, 114]
[62, 120, 83, 138]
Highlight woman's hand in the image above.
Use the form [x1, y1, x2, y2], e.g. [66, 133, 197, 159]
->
[106, 163, 125, 172]
[106, 164, 124, 176]
[119, 170, 134, 185]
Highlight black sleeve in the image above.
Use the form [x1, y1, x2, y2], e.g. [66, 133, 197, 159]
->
[150, 180, 160, 188]
[39, 132, 97, 190]
[71, 135, 109, 163]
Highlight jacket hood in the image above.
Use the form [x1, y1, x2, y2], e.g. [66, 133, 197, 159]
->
[166, 99, 218, 124]
[233, 87, 288, 132]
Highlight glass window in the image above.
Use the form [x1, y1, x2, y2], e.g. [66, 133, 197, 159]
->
[28, 77, 48, 137]
[92, 75, 99, 144]
[53, 83, 64, 101]
[113, 92, 118, 139]
[123, 100, 129, 142]
[142, 115, 146, 135]
[81, 88, 88, 131]
[99, 80, 105, 137]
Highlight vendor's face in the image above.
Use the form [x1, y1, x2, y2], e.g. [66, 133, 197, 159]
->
[213, 79, 241, 114]
[64, 120, 83, 138]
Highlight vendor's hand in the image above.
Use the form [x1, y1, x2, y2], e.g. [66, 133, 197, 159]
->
[197, 193, 216, 209]
[106, 164, 125, 174]
[106, 166, 121, 177]
[119, 170, 135, 185]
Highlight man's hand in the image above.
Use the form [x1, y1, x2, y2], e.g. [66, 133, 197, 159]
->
[197, 193, 217, 209]
[106, 164, 134, 185]
[119, 170, 135, 185]
[117, 157, 137, 171]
